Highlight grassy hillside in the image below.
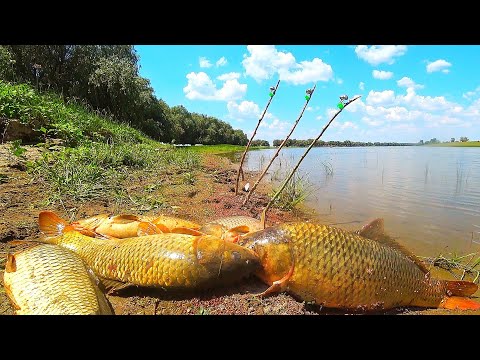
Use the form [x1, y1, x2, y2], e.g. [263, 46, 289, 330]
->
[0, 81, 201, 206]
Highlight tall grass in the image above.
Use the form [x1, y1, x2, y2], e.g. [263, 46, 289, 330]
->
[28, 144, 200, 203]
[270, 170, 316, 211]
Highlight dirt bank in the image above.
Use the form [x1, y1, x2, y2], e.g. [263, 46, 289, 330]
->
[1, 143, 478, 315]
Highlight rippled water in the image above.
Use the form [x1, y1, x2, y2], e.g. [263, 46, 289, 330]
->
[243, 146, 480, 256]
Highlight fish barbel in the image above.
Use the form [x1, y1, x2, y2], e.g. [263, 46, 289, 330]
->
[199, 216, 264, 242]
[38, 211, 260, 290]
[2, 243, 112, 315]
[238, 220, 480, 311]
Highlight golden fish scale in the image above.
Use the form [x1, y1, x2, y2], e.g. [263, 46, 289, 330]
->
[210, 216, 263, 231]
[282, 223, 444, 309]
[54, 232, 255, 289]
[3, 244, 111, 315]
[142, 215, 200, 230]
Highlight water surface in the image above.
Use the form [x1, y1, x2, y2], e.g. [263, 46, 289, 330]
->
[243, 146, 480, 256]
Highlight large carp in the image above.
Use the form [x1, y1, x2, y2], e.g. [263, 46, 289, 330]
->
[238, 220, 480, 311]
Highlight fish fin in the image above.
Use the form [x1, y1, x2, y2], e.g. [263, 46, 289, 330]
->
[38, 211, 73, 237]
[225, 232, 241, 243]
[357, 218, 430, 274]
[97, 276, 135, 295]
[5, 253, 17, 273]
[153, 223, 170, 233]
[77, 228, 98, 238]
[445, 280, 478, 297]
[257, 263, 295, 298]
[74, 213, 110, 229]
[439, 296, 480, 310]
[229, 225, 250, 234]
[97, 233, 121, 241]
[171, 227, 203, 236]
[137, 222, 162, 236]
[111, 214, 140, 224]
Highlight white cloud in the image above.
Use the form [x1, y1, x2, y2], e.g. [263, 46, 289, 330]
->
[316, 115, 323, 120]
[183, 72, 247, 101]
[366, 90, 395, 106]
[199, 57, 212, 68]
[216, 56, 227, 67]
[355, 45, 407, 66]
[217, 72, 241, 81]
[306, 106, 313, 111]
[462, 86, 480, 100]
[397, 76, 424, 89]
[242, 45, 333, 84]
[359, 82, 365, 91]
[227, 100, 260, 121]
[341, 121, 358, 130]
[362, 117, 384, 126]
[337, 78, 344, 84]
[426, 59, 452, 73]
[372, 70, 393, 80]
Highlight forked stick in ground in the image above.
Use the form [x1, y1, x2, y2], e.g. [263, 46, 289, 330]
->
[242, 84, 317, 206]
[260, 95, 362, 228]
[234, 80, 281, 195]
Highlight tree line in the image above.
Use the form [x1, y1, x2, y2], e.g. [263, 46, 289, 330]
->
[0, 45, 248, 145]
[272, 139, 415, 147]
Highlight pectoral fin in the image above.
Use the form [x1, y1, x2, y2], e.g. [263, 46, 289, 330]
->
[256, 263, 295, 298]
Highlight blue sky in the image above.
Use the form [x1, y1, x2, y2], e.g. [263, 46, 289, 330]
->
[135, 45, 480, 144]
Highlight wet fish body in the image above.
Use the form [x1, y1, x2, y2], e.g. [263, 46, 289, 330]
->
[238, 221, 480, 311]
[39, 212, 260, 290]
[200, 216, 264, 242]
[2, 243, 112, 315]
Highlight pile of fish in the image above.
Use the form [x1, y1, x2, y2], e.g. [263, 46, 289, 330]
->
[2, 211, 480, 315]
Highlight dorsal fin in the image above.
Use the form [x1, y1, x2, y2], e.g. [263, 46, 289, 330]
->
[357, 218, 430, 274]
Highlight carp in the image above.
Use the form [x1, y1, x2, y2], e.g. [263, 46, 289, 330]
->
[2, 243, 112, 315]
[38, 211, 260, 292]
[199, 216, 264, 242]
[238, 220, 480, 311]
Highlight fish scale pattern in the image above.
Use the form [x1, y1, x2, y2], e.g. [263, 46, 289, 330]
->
[3, 244, 112, 315]
[53, 231, 258, 290]
[283, 223, 445, 310]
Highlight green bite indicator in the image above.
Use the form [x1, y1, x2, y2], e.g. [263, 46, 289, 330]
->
[305, 95, 310, 101]
[269, 92, 274, 97]
[337, 102, 344, 109]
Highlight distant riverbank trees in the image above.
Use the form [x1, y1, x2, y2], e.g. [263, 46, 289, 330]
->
[272, 139, 415, 147]
[0, 45, 248, 146]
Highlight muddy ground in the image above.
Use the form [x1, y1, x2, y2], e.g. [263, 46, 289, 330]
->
[1, 143, 479, 315]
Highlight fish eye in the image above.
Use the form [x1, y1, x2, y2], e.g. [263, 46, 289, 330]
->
[231, 251, 241, 261]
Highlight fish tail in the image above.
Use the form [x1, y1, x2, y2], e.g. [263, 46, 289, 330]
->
[438, 280, 480, 310]
[440, 296, 480, 310]
[38, 211, 74, 240]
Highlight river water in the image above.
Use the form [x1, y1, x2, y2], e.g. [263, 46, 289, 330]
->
[243, 146, 480, 256]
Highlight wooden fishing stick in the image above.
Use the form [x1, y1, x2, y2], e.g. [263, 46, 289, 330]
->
[242, 84, 317, 206]
[260, 95, 362, 228]
[234, 80, 281, 195]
